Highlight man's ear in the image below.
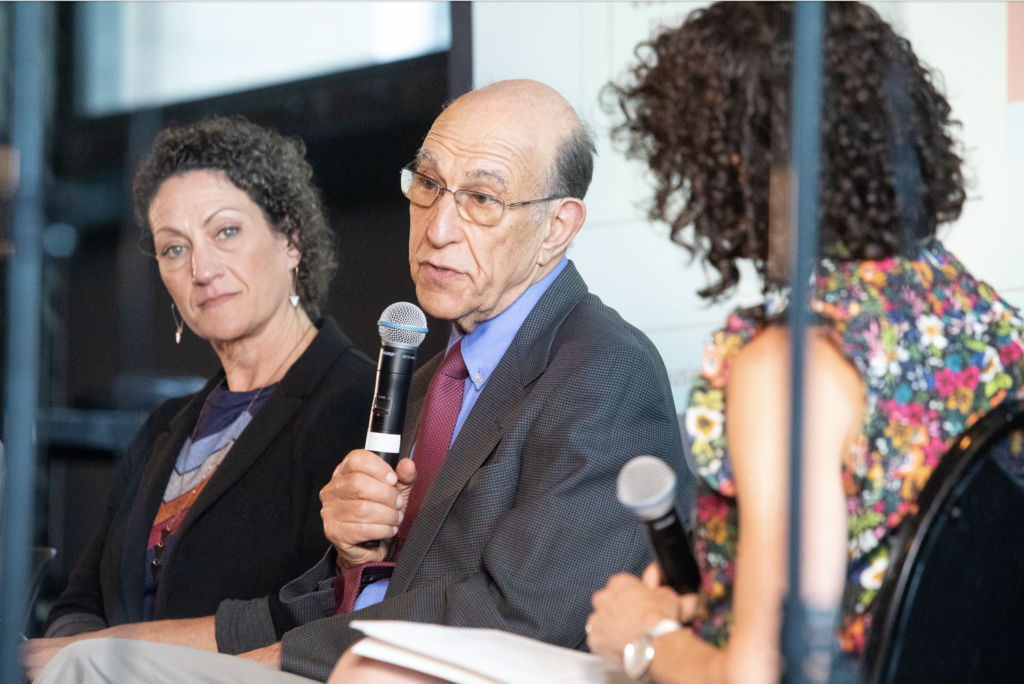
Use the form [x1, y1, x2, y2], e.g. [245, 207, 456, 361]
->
[540, 198, 586, 261]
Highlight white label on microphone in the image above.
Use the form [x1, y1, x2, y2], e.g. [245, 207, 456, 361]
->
[365, 431, 401, 454]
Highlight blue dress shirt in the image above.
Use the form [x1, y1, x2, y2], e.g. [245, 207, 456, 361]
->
[447, 256, 568, 446]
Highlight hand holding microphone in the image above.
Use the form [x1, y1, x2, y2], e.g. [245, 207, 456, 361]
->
[617, 455, 701, 595]
[321, 303, 429, 562]
[320, 449, 416, 569]
[587, 456, 699, 662]
[590, 458, 699, 667]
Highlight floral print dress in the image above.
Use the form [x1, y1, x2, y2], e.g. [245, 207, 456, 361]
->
[683, 239, 1024, 658]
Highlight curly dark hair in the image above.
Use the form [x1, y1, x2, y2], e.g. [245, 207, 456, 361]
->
[610, 2, 965, 300]
[133, 116, 336, 315]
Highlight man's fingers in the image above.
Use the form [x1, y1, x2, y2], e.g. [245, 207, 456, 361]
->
[326, 520, 399, 551]
[323, 452, 408, 570]
[321, 471, 402, 509]
[335, 541, 388, 571]
[394, 459, 417, 515]
[322, 499, 403, 528]
[334, 449, 399, 485]
[395, 457, 417, 485]
[350, 521, 400, 541]
[322, 500, 402, 546]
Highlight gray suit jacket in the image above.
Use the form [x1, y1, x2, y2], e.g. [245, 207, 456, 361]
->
[217, 263, 693, 681]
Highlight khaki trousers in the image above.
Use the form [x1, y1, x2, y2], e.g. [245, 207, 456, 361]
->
[36, 639, 318, 684]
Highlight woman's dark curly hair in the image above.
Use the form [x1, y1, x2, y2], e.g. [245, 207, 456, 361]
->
[133, 116, 336, 315]
[610, 1, 965, 300]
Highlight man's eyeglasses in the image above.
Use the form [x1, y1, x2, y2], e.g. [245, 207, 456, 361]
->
[400, 167, 564, 227]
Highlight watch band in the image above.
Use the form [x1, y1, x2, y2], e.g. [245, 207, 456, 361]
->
[623, 619, 682, 681]
[648, 619, 682, 640]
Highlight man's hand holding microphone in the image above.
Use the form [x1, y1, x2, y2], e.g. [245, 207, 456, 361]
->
[323, 302, 428, 569]
[320, 451, 416, 569]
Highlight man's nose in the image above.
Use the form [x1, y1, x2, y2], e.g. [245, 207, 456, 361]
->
[424, 190, 464, 247]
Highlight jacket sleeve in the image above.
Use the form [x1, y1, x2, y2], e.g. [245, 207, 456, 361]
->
[44, 398, 187, 637]
[213, 549, 337, 655]
[277, 340, 692, 681]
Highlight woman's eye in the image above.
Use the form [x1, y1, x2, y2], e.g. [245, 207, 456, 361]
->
[218, 225, 239, 239]
[162, 244, 185, 258]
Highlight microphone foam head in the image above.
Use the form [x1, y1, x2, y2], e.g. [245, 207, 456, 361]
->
[378, 302, 428, 349]
[617, 455, 677, 521]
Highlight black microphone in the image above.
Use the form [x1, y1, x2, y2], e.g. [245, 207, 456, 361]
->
[365, 302, 428, 469]
[617, 455, 701, 594]
[358, 303, 428, 551]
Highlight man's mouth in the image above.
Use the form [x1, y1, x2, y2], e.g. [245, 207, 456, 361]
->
[421, 262, 463, 278]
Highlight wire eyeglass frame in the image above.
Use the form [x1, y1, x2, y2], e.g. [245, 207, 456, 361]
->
[400, 166, 564, 227]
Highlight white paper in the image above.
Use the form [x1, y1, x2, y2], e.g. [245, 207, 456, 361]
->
[351, 638, 503, 684]
[349, 621, 631, 684]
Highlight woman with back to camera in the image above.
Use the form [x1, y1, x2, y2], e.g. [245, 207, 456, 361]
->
[586, 3, 1024, 683]
[37, 117, 375, 644]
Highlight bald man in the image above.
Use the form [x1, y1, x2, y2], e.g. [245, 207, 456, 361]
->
[30, 80, 691, 683]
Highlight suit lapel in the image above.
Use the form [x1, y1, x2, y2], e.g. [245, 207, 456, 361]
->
[389, 263, 589, 592]
[389, 352, 525, 592]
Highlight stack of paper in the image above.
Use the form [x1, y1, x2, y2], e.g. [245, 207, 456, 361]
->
[350, 620, 632, 684]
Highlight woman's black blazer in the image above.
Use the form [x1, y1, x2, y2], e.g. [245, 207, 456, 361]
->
[46, 317, 375, 636]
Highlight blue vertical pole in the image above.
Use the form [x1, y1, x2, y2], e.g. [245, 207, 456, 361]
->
[1, 3, 44, 682]
[782, 3, 826, 684]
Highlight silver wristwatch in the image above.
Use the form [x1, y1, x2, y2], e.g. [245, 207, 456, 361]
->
[622, 619, 682, 681]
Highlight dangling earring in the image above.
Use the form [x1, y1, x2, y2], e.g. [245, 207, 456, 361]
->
[171, 303, 184, 344]
[289, 266, 300, 308]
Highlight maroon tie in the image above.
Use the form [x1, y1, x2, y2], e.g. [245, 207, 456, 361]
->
[396, 339, 468, 551]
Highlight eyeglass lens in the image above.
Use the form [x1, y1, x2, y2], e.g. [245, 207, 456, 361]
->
[400, 168, 505, 227]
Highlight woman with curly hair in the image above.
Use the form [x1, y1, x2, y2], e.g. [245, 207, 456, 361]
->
[587, 3, 1024, 683]
[34, 117, 375, 650]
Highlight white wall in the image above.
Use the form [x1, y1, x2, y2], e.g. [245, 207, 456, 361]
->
[473, 2, 1023, 410]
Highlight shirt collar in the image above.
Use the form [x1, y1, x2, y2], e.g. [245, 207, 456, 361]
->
[447, 257, 569, 391]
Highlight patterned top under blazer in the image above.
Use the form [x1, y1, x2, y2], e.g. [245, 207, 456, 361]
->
[214, 262, 695, 682]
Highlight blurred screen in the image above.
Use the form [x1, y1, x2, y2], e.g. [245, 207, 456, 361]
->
[75, 1, 452, 116]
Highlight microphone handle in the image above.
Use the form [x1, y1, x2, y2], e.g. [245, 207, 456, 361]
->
[368, 449, 400, 470]
[646, 508, 702, 594]
[358, 344, 417, 549]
